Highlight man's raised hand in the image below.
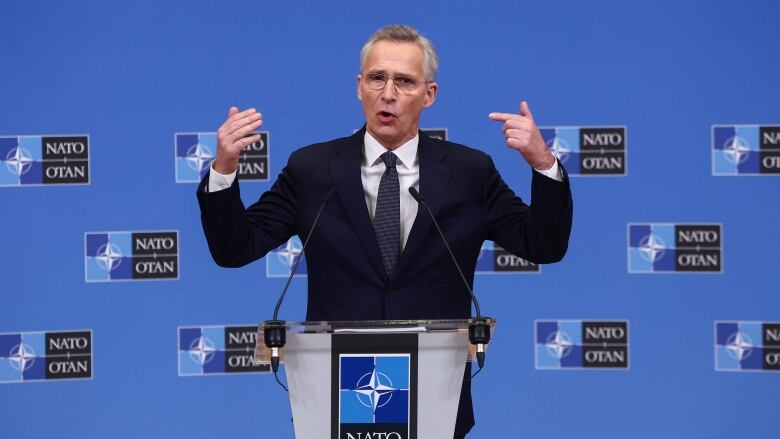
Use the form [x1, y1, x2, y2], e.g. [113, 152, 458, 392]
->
[213, 106, 263, 175]
[488, 101, 555, 170]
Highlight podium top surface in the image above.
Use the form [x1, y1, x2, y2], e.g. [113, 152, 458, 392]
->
[260, 318, 496, 334]
[254, 318, 496, 364]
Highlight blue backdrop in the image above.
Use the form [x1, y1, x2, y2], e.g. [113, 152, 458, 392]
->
[1, 0, 779, 437]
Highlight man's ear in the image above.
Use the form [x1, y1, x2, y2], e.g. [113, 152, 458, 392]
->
[356, 74, 363, 102]
[422, 82, 438, 108]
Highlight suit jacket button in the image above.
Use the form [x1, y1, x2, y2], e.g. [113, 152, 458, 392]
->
[386, 289, 395, 298]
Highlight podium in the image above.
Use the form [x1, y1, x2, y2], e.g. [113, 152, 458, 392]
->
[255, 319, 495, 439]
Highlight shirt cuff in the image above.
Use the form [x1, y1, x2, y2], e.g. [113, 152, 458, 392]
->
[208, 162, 237, 192]
[534, 159, 562, 182]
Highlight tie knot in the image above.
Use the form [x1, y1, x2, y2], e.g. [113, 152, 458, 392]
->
[381, 151, 397, 169]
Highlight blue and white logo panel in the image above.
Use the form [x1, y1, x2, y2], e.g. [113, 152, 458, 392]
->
[476, 241, 539, 274]
[266, 236, 307, 278]
[175, 133, 215, 183]
[628, 223, 722, 273]
[0, 330, 93, 383]
[712, 125, 780, 175]
[339, 354, 410, 436]
[0, 135, 90, 186]
[84, 230, 179, 282]
[175, 131, 269, 183]
[540, 126, 627, 176]
[178, 325, 269, 376]
[535, 320, 629, 370]
[715, 321, 780, 372]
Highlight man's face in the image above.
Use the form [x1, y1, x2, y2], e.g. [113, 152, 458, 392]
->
[357, 41, 438, 149]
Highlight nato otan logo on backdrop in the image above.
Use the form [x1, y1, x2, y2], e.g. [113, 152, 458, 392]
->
[0, 330, 92, 383]
[178, 325, 270, 376]
[476, 241, 539, 273]
[535, 320, 629, 369]
[628, 223, 722, 273]
[339, 354, 410, 438]
[540, 126, 626, 175]
[712, 125, 780, 175]
[421, 128, 447, 141]
[84, 231, 179, 282]
[175, 131, 269, 183]
[266, 236, 307, 278]
[0, 135, 89, 186]
[715, 321, 780, 372]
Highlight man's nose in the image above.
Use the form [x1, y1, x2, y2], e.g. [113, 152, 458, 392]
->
[380, 78, 397, 101]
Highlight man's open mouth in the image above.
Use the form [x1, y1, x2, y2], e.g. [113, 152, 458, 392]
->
[377, 111, 396, 122]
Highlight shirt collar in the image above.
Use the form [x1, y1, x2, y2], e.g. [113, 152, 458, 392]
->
[363, 130, 419, 170]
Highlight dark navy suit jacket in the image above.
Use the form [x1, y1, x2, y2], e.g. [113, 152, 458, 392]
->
[197, 127, 573, 436]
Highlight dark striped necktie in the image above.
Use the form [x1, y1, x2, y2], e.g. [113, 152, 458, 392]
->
[374, 151, 400, 278]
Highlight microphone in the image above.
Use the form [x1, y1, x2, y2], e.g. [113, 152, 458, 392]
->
[264, 187, 336, 374]
[408, 187, 491, 369]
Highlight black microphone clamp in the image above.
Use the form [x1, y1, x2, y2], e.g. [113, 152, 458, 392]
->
[263, 320, 286, 373]
[469, 317, 491, 369]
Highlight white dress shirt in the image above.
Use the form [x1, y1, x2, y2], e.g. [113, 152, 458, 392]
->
[207, 131, 562, 252]
[361, 131, 420, 251]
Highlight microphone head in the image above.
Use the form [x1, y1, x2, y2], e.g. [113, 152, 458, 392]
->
[323, 187, 336, 202]
[408, 186, 423, 203]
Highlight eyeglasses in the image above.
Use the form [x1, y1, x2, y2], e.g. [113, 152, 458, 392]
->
[364, 72, 429, 94]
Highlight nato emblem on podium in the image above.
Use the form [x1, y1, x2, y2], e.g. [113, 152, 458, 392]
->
[332, 334, 418, 439]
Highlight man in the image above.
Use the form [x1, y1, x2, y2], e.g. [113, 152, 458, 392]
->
[197, 25, 572, 438]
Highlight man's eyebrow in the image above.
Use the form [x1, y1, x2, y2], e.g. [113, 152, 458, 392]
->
[366, 69, 416, 78]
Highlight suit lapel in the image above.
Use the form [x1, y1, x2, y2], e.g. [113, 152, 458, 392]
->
[329, 128, 387, 282]
[395, 133, 452, 276]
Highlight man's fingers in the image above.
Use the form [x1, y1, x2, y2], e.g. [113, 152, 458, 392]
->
[238, 133, 262, 149]
[229, 112, 262, 133]
[489, 102, 534, 123]
[230, 118, 263, 141]
[229, 108, 261, 125]
[519, 101, 533, 120]
[488, 112, 518, 122]
[228, 106, 239, 118]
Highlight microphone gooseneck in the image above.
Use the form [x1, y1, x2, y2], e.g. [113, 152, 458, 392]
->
[264, 187, 335, 375]
[408, 186, 491, 370]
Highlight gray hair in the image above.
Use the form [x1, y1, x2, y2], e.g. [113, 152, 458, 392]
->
[359, 25, 439, 82]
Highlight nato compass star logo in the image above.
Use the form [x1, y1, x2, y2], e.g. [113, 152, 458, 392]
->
[178, 326, 226, 375]
[638, 233, 666, 263]
[175, 133, 217, 182]
[339, 355, 410, 428]
[267, 236, 307, 278]
[547, 136, 571, 164]
[628, 224, 677, 273]
[545, 330, 573, 359]
[4, 146, 33, 176]
[85, 232, 133, 281]
[8, 343, 36, 372]
[95, 242, 123, 272]
[188, 336, 216, 366]
[725, 332, 753, 361]
[276, 238, 302, 267]
[353, 367, 398, 412]
[185, 143, 213, 173]
[722, 136, 751, 165]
